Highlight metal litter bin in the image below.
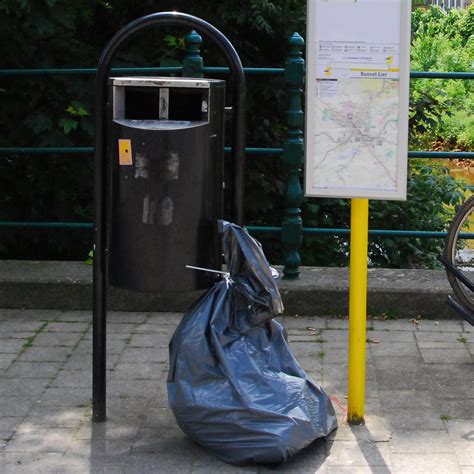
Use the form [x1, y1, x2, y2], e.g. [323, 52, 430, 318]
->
[107, 77, 225, 292]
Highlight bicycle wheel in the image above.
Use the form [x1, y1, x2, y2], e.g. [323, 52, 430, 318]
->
[444, 195, 474, 312]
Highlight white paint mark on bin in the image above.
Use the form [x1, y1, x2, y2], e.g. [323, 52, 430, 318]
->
[159, 197, 173, 226]
[135, 153, 150, 179]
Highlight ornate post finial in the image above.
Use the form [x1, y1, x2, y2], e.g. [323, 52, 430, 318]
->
[183, 30, 204, 78]
[282, 32, 305, 279]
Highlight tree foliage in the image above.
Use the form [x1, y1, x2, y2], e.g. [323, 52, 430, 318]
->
[410, 5, 474, 150]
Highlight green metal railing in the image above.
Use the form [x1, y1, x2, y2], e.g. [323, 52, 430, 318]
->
[1, 29, 473, 278]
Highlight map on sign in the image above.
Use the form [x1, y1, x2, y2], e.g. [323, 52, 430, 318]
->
[305, 0, 411, 200]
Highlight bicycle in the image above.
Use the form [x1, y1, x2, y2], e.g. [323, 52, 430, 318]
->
[440, 194, 474, 326]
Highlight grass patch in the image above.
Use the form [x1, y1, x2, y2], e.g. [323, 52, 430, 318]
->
[440, 414, 452, 421]
[457, 336, 467, 344]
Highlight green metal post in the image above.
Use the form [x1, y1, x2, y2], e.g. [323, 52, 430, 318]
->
[183, 30, 204, 78]
[282, 33, 305, 279]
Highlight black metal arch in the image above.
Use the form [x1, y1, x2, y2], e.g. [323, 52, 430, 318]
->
[93, 12, 246, 422]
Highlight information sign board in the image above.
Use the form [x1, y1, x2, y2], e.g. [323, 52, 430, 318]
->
[305, 0, 411, 200]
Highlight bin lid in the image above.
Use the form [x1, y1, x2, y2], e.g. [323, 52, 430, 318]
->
[110, 77, 225, 89]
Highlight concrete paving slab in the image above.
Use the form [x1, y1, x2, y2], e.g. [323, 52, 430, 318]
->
[375, 370, 432, 391]
[106, 340, 132, 356]
[372, 356, 424, 370]
[4, 427, 76, 453]
[107, 323, 138, 334]
[63, 438, 133, 465]
[366, 330, 416, 342]
[429, 363, 474, 384]
[18, 406, 86, 429]
[55, 466, 127, 474]
[0, 320, 47, 334]
[418, 340, 465, 349]
[16, 347, 73, 363]
[61, 354, 92, 371]
[126, 452, 199, 474]
[107, 312, 150, 324]
[111, 363, 165, 381]
[329, 416, 391, 444]
[383, 407, 448, 431]
[128, 333, 169, 348]
[133, 323, 169, 334]
[0, 397, 34, 417]
[0, 353, 17, 370]
[446, 419, 474, 443]
[107, 380, 160, 399]
[74, 420, 141, 441]
[0, 417, 26, 433]
[434, 384, 474, 400]
[372, 319, 419, 331]
[420, 348, 472, 364]
[322, 363, 350, 381]
[37, 387, 92, 407]
[325, 439, 392, 467]
[50, 371, 93, 389]
[454, 441, 474, 466]
[32, 332, 84, 347]
[0, 452, 66, 474]
[415, 320, 464, 332]
[0, 339, 29, 354]
[0, 378, 50, 398]
[118, 348, 169, 364]
[257, 440, 329, 473]
[0, 310, 473, 473]
[369, 342, 419, 357]
[390, 429, 454, 453]
[439, 399, 474, 419]
[378, 389, 437, 410]
[44, 322, 90, 333]
[83, 331, 132, 341]
[7, 331, 41, 340]
[390, 452, 461, 473]
[415, 330, 465, 342]
[290, 342, 324, 358]
[106, 396, 153, 420]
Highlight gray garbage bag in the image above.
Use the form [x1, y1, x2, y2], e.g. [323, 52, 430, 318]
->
[167, 221, 337, 465]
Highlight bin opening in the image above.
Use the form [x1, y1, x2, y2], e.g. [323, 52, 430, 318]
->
[124, 87, 158, 120]
[123, 87, 205, 121]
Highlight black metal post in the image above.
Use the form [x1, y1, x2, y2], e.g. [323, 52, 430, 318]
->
[93, 11, 246, 422]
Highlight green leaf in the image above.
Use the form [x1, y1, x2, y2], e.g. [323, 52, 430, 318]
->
[85, 249, 94, 265]
[59, 118, 78, 134]
[66, 102, 89, 117]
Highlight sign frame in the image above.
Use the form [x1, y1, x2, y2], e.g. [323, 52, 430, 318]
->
[304, 0, 412, 201]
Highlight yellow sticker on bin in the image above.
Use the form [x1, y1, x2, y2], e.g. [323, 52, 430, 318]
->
[118, 139, 132, 165]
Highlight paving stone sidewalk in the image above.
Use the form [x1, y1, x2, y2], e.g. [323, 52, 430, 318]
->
[0, 309, 472, 473]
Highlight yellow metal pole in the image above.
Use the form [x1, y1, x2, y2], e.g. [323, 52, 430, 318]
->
[347, 198, 369, 424]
